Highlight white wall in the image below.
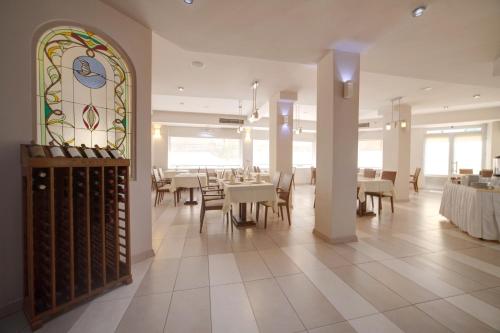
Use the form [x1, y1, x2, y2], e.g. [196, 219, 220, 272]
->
[0, 0, 152, 315]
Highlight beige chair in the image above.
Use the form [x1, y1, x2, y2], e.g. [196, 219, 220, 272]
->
[363, 168, 376, 178]
[410, 167, 421, 192]
[152, 174, 176, 207]
[256, 172, 293, 228]
[197, 176, 229, 233]
[459, 168, 473, 175]
[205, 168, 219, 187]
[480, 169, 493, 177]
[310, 167, 316, 184]
[366, 171, 397, 213]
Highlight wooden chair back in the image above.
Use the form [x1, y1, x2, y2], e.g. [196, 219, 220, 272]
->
[158, 167, 165, 179]
[256, 166, 261, 173]
[363, 168, 376, 178]
[413, 167, 421, 179]
[459, 168, 473, 175]
[272, 172, 281, 189]
[153, 168, 162, 182]
[381, 170, 397, 184]
[277, 173, 294, 201]
[480, 169, 493, 177]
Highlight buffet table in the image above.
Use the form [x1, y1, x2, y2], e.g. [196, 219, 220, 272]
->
[440, 182, 500, 240]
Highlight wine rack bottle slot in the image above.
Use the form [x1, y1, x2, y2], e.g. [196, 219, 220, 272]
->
[32, 168, 52, 314]
[89, 167, 104, 289]
[72, 168, 88, 297]
[22, 144, 131, 330]
[54, 168, 71, 306]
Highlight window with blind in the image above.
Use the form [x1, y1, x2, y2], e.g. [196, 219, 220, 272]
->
[453, 135, 482, 174]
[168, 136, 242, 168]
[358, 140, 383, 169]
[253, 139, 269, 167]
[293, 140, 315, 167]
[424, 136, 450, 176]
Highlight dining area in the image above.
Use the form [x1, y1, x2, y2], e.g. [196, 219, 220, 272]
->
[152, 166, 295, 232]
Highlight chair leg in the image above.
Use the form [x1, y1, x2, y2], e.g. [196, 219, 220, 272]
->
[370, 195, 374, 210]
[250, 202, 253, 213]
[378, 196, 382, 213]
[199, 207, 205, 233]
[256, 203, 260, 223]
[390, 196, 394, 213]
[264, 206, 268, 229]
[280, 206, 284, 221]
[286, 205, 291, 225]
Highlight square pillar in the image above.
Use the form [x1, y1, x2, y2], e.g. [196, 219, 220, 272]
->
[314, 50, 360, 244]
[269, 91, 297, 175]
[382, 104, 411, 201]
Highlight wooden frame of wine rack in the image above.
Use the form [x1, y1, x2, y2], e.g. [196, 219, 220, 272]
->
[20, 144, 132, 330]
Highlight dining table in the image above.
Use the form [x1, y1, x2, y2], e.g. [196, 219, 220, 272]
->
[357, 177, 394, 216]
[221, 179, 277, 227]
[171, 173, 207, 205]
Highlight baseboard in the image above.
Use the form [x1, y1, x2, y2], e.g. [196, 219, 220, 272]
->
[313, 229, 358, 244]
[0, 298, 23, 319]
[131, 248, 155, 264]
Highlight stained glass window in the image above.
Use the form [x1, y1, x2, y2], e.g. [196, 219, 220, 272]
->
[36, 26, 133, 159]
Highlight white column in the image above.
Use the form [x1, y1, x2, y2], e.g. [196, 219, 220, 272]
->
[382, 103, 411, 201]
[314, 50, 360, 244]
[269, 91, 297, 175]
[486, 121, 500, 169]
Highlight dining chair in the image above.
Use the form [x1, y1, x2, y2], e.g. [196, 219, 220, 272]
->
[363, 168, 376, 178]
[197, 176, 230, 233]
[366, 170, 397, 213]
[410, 167, 421, 192]
[459, 168, 473, 175]
[152, 175, 176, 207]
[256, 172, 293, 228]
[292, 167, 296, 189]
[310, 167, 316, 184]
[205, 167, 219, 187]
[480, 169, 493, 177]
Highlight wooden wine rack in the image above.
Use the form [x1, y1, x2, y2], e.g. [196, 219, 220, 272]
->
[21, 144, 132, 330]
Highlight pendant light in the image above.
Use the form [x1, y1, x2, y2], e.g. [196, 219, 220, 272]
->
[236, 100, 243, 133]
[249, 81, 259, 122]
[385, 99, 393, 131]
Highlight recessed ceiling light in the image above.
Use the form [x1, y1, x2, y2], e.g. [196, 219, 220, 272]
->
[412, 5, 426, 17]
[183, 0, 193, 4]
[422, 86, 432, 92]
[473, 94, 481, 99]
[191, 60, 205, 68]
[444, 106, 449, 110]
[178, 86, 184, 92]
[180, 102, 184, 105]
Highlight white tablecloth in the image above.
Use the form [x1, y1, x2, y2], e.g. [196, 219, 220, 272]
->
[440, 182, 500, 241]
[357, 177, 394, 203]
[250, 172, 271, 182]
[222, 182, 277, 213]
[171, 173, 207, 190]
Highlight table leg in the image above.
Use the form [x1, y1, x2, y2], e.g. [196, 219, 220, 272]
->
[357, 197, 376, 217]
[231, 202, 256, 227]
[184, 188, 198, 205]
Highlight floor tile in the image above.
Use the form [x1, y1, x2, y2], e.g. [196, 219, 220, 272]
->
[244, 278, 305, 333]
[346, 241, 394, 261]
[135, 258, 179, 296]
[379, 258, 464, 298]
[307, 321, 357, 333]
[357, 262, 439, 304]
[328, 244, 375, 264]
[332, 265, 409, 312]
[210, 283, 259, 333]
[348, 313, 403, 333]
[209, 253, 242, 286]
[116, 293, 171, 333]
[445, 294, 500, 330]
[470, 287, 500, 308]
[303, 268, 378, 320]
[207, 234, 233, 254]
[174, 256, 209, 290]
[417, 299, 498, 333]
[234, 251, 273, 281]
[164, 287, 211, 333]
[258, 248, 301, 277]
[181, 236, 208, 257]
[281, 245, 329, 273]
[383, 306, 452, 333]
[276, 273, 344, 329]
[68, 298, 131, 333]
[155, 238, 186, 259]
[444, 251, 500, 278]
[302, 243, 352, 268]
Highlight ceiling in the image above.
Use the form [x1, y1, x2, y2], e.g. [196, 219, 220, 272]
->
[104, 0, 500, 120]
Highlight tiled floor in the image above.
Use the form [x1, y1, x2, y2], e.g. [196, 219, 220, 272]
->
[3, 185, 500, 332]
